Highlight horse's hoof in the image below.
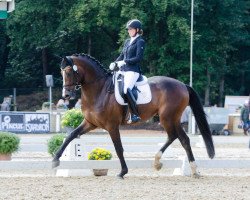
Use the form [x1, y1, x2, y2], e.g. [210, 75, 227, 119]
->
[52, 159, 60, 169]
[154, 162, 163, 171]
[191, 172, 200, 179]
[116, 174, 124, 179]
[116, 169, 128, 179]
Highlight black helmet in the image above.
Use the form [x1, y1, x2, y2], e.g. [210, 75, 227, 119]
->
[126, 19, 142, 30]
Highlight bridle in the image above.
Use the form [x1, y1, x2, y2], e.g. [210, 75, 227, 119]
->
[61, 66, 82, 91]
[61, 59, 109, 92]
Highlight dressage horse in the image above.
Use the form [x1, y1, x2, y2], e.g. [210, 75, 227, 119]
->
[52, 53, 215, 178]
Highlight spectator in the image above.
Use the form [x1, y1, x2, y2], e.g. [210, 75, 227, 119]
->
[240, 100, 250, 135]
[64, 99, 69, 108]
[1, 100, 10, 111]
[56, 99, 68, 110]
[1, 97, 11, 111]
[74, 98, 82, 109]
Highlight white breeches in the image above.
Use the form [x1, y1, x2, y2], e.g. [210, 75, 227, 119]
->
[121, 71, 140, 94]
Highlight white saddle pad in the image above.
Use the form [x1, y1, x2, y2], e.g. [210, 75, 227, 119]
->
[113, 72, 152, 105]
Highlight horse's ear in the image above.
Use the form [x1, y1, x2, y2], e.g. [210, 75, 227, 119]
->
[60, 57, 67, 69]
[65, 56, 74, 67]
[61, 56, 73, 69]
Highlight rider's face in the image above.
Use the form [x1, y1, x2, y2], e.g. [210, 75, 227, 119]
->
[128, 28, 137, 37]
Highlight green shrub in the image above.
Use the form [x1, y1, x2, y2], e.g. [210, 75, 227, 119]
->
[61, 109, 84, 128]
[47, 134, 66, 156]
[0, 132, 20, 154]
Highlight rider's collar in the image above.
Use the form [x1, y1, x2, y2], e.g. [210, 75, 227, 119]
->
[130, 34, 139, 44]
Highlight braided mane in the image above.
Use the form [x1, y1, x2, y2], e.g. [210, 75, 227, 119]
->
[74, 53, 111, 75]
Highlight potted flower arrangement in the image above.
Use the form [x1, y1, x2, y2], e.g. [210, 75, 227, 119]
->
[61, 109, 84, 134]
[88, 147, 112, 176]
[0, 132, 20, 160]
[47, 133, 66, 156]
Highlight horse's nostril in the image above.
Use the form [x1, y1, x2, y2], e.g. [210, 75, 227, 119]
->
[64, 95, 70, 100]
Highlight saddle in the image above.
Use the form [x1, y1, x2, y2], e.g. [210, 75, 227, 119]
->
[113, 72, 152, 105]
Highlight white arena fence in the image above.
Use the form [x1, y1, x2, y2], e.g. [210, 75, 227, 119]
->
[1, 159, 250, 176]
[0, 135, 249, 176]
[1, 159, 250, 170]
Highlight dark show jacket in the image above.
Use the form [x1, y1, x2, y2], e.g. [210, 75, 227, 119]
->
[116, 36, 145, 73]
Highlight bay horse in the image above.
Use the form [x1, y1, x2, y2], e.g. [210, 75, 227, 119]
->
[52, 53, 215, 178]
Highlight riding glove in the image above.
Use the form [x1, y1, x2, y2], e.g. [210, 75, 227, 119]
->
[116, 60, 126, 68]
[109, 62, 116, 70]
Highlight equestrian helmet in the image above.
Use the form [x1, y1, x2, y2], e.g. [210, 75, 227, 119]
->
[126, 19, 142, 30]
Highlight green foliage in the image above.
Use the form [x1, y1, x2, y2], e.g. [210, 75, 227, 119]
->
[47, 133, 65, 156]
[0, 132, 20, 154]
[61, 109, 84, 128]
[0, 0, 249, 105]
[88, 148, 112, 160]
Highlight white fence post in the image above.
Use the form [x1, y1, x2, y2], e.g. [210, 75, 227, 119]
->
[56, 138, 92, 177]
[172, 156, 191, 176]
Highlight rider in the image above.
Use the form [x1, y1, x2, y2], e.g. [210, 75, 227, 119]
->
[109, 19, 145, 123]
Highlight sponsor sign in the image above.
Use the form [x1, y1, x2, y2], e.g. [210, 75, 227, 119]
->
[0, 112, 50, 133]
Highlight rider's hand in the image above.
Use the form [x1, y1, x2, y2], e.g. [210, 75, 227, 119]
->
[109, 62, 116, 70]
[116, 60, 126, 68]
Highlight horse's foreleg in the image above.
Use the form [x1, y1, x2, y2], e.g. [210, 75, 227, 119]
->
[52, 120, 96, 168]
[109, 129, 128, 179]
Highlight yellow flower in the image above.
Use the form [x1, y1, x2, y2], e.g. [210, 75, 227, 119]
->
[88, 147, 112, 160]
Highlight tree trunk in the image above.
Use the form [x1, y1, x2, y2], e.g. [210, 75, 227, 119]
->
[204, 67, 211, 106]
[0, 36, 10, 81]
[76, 36, 83, 53]
[88, 34, 92, 55]
[218, 74, 225, 107]
[42, 47, 48, 86]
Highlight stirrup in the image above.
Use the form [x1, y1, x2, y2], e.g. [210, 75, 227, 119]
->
[127, 113, 141, 124]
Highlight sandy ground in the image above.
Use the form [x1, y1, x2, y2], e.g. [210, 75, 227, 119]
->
[0, 176, 249, 200]
[0, 130, 250, 200]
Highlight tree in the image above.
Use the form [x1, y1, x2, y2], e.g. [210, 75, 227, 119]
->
[6, 0, 74, 87]
[0, 0, 248, 107]
[194, 0, 248, 106]
[0, 21, 9, 87]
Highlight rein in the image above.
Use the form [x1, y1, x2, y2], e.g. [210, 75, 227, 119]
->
[61, 66, 109, 90]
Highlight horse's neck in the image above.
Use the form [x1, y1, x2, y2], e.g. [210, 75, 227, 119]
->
[81, 75, 112, 100]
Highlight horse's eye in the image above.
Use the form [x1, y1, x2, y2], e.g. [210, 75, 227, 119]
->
[66, 72, 71, 76]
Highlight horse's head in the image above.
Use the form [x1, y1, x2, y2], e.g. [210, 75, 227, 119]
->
[60, 56, 80, 100]
[60, 54, 111, 99]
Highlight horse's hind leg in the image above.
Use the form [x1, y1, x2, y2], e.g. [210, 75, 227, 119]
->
[176, 124, 199, 178]
[154, 119, 177, 171]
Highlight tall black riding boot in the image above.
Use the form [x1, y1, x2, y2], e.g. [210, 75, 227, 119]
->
[126, 88, 141, 123]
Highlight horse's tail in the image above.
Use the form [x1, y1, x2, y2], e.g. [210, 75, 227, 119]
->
[186, 85, 215, 159]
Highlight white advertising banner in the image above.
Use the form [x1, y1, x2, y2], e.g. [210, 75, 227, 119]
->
[0, 112, 50, 133]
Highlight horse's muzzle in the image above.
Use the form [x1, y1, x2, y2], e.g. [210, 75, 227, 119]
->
[62, 88, 76, 100]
